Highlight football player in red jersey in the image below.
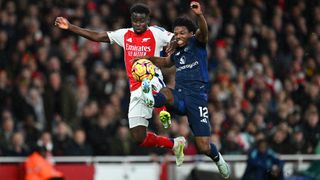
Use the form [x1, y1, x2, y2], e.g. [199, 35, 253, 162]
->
[55, 3, 186, 165]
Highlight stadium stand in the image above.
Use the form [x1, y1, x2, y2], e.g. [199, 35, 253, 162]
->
[0, 0, 319, 179]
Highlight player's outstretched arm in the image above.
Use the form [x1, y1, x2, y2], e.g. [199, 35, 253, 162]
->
[133, 56, 174, 68]
[54, 17, 110, 43]
[191, 1, 208, 43]
[149, 56, 174, 68]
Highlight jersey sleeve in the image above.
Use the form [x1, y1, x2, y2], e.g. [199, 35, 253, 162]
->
[150, 26, 174, 46]
[107, 28, 128, 47]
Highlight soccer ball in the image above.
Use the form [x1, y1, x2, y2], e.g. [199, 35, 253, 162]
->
[131, 59, 156, 82]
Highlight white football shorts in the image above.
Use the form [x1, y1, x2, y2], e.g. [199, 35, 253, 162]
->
[128, 74, 166, 128]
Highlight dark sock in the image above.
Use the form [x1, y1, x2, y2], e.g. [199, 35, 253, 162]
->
[154, 92, 166, 108]
[210, 143, 220, 162]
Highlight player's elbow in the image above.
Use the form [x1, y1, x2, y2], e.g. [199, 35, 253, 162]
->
[94, 32, 109, 42]
[163, 60, 174, 68]
[163, 62, 172, 68]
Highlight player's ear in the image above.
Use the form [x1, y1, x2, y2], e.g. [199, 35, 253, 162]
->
[189, 31, 194, 37]
[146, 16, 150, 25]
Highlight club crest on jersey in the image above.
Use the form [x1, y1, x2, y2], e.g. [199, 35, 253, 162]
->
[184, 47, 189, 52]
[179, 56, 186, 65]
[142, 38, 151, 42]
[126, 38, 132, 43]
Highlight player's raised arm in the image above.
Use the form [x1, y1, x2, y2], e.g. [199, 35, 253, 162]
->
[54, 17, 110, 43]
[191, 1, 208, 43]
[165, 38, 177, 56]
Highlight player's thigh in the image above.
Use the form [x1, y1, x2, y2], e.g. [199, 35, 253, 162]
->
[168, 89, 186, 115]
[185, 94, 211, 136]
[128, 87, 153, 128]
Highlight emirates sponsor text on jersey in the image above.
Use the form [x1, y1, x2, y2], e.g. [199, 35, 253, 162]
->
[125, 44, 151, 56]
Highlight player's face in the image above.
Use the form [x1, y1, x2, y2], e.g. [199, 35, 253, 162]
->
[174, 26, 193, 47]
[131, 12, 149, 34]
[258, 141, 268, 153]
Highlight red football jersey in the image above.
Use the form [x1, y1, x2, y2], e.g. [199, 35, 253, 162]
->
[107, 26, 173, 91]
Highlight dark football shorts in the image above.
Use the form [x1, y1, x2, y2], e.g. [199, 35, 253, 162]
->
[170, 88, 211, 136]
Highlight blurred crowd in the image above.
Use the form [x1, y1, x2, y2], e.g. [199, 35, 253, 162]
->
[0, 0, 319, 158]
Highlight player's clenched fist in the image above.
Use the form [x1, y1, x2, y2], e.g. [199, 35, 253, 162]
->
[190, 1, 202, 15]
[54, 17, 69, 29]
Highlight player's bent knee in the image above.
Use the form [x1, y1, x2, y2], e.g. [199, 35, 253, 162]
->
[130, 126, 147, 144]
[195, 137, 211, 154]
[131, 132, 145, 145]
[160, 88, 174, 104]
[159, 87, 170, 97]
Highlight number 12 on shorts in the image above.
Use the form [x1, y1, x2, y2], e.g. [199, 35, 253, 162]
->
[199, 106, 208, 123]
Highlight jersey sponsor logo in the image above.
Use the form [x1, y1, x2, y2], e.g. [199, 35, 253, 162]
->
[200, 118, 208, 123]
[125, 44, 152, 56]
[179, 56, 186, 64]
[126, 38, 132, 42]
[123, 28, 157, 91]
[176, 61, 199, 72]
[142, 38, 151, 42]
[125, 44, 151, 51]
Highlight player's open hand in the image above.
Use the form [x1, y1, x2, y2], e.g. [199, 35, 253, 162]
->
[54, 17, 69, 29]
[190, 1, 202, 15]
[165, 39, 177, 56]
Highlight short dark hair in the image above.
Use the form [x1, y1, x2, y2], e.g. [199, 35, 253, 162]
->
[173, 16, 197, 33]
[130, 3, 150, 16]
[256, 138, 268, 146]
